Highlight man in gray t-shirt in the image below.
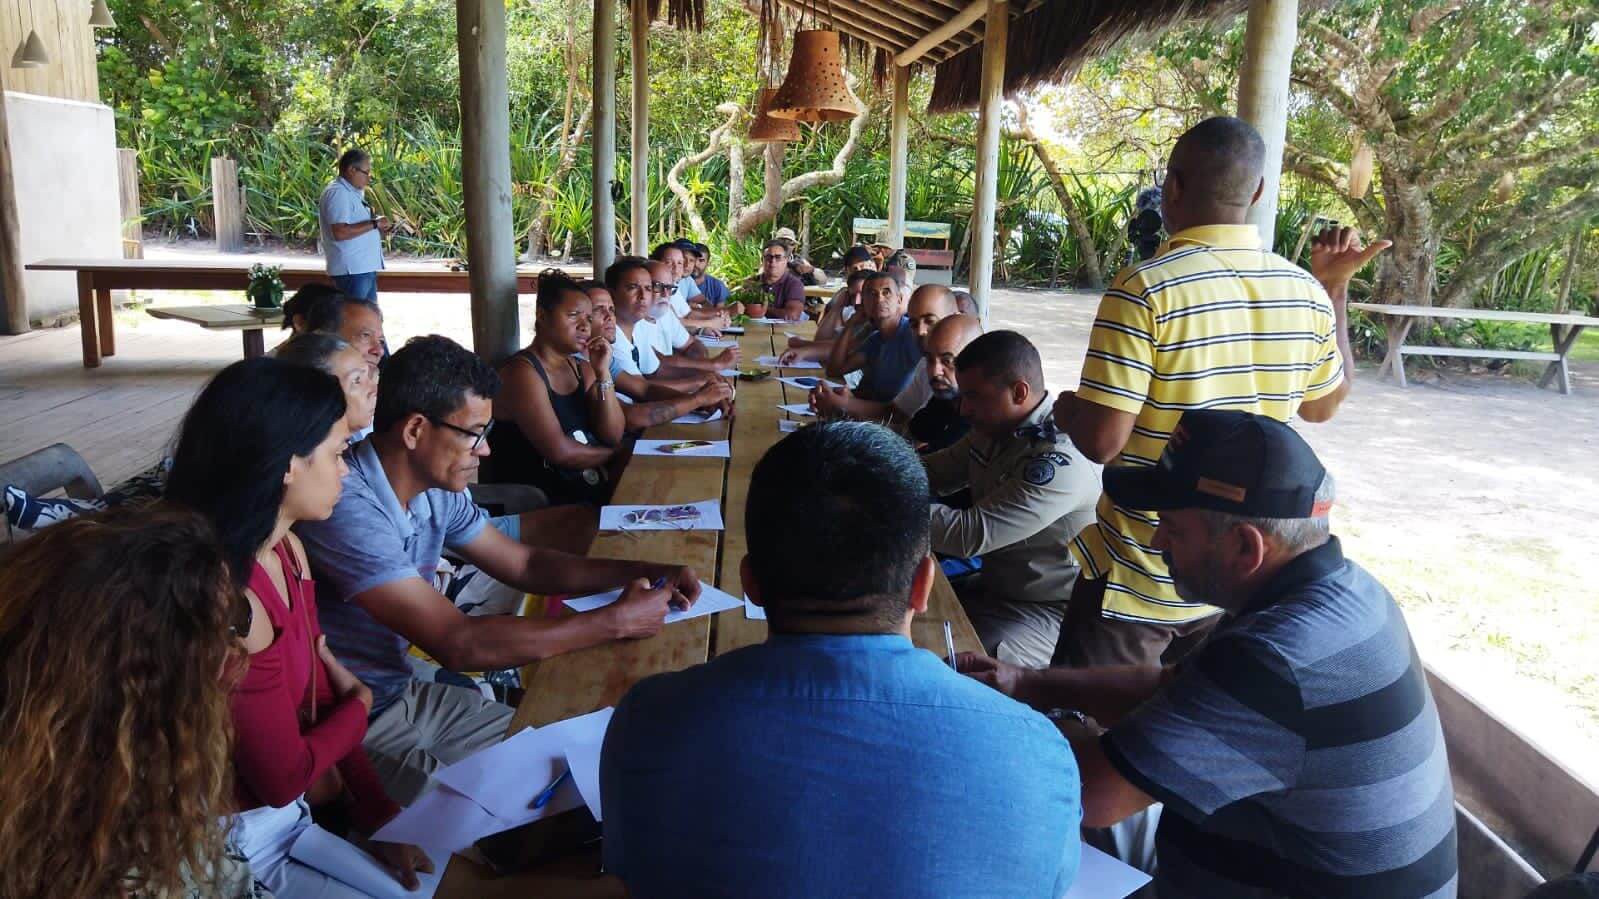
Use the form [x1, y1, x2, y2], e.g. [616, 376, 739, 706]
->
[297, 336, 702, 803]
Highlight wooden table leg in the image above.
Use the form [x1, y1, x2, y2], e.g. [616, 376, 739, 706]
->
[77, 271, 100, 368]
[242, 328, 265, 359]
[95, 288, 115, 357]
[1539, 324, 1582, 394]
[1382, 317, 1414, 387]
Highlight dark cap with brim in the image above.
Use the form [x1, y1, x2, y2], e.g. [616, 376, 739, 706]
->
[1104, 410, 1330, 519]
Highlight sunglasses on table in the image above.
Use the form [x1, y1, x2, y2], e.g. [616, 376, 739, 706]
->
[427, 416, 494, 450]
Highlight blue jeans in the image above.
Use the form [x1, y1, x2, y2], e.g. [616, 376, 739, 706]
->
[332, 271, 378, 300]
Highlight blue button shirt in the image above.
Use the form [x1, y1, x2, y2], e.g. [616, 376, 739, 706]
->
[601, 632, 1082, 898]
[295, 437, 487, 714]
[856, 315, 922, 401]
[696, 274, 730, 306]
[319, 177, 385, 277]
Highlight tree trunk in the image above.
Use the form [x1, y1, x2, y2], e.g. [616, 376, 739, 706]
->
[665, 103, 742, 241]
[728, 85, 869, 239]
[1555, 228, 1584, 314]
[1010, 103, 1104, 289]
[1373, 175, 1439, 307]
[727, 141, 746, 224]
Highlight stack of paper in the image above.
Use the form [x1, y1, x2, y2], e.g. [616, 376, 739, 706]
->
[757, 355, 823, 370]
[372, 707, 617, 854]
[599, 499, 724, 531]
[632, 439, 732, 458]
[289, 825, 444, 899]
[777, 403, 816, 418]
[565, 581, 744, 625]
[670, 408, 724, 425]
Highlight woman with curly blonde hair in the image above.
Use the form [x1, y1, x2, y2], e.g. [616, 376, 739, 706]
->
[0, 504, 255, 899]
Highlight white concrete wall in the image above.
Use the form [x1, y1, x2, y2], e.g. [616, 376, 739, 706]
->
[5, 91, 122, 323]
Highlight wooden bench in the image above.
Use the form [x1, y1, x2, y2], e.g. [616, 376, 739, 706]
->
[431, 319, 981, 895]
[1350, 302, 1598, 394]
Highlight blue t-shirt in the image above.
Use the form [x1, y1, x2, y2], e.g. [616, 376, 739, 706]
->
[602, 632, 1082, 898]
[696, 274, 730, 306]
[295, 437, 488, 714]
[1102, 538, 1458, 898]
[856, 315, 922, 401]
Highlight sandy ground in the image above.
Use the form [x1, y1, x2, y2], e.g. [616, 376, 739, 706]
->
[10, 244, 1598, 782]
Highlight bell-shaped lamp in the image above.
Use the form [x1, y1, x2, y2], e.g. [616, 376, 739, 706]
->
[767, 30, 861, 123]
[1346, 143, 1374, 200]
[89, 0, 117, 28]
[12, 30, 49, 69]
[748, 88, 802, 143]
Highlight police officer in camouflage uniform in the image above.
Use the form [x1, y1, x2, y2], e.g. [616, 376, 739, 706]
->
[922, 331, 1100, 667]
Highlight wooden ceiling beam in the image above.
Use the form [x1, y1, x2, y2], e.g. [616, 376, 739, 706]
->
[819, 0, 928, 45]
[895, 0, 987, 66]
[773, 1, 914, 53]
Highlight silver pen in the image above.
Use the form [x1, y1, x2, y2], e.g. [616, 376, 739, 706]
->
[943, 620, 957, 669]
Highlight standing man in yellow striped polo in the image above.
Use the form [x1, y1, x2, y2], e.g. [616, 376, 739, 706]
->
[1049, 116, 1389, 668]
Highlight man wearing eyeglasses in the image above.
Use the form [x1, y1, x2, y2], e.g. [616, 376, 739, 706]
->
[642, 259, 740, 374]
[749, 239, 807, 321]
[319, 149, 395, 302]
[297, 334, 702, 803]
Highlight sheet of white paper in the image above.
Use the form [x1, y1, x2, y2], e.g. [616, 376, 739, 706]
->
[430, 727, 583, 824]
[1063, 846, 1153, 899]
[598, 499, 724, 531]
[700, 337, 737, 348]
[778, 419, 801, 433]
[670, 408, 724, 425]
[777, 403, 816, 417]
[370, 783, 511, 854]
[744, 595, 767, 620]
[756, 355, 823, 370]
[289, 824, 444, 899]
[748, 316, 795, 325]
[776, 375, 842, 391]
[721, 326, 745, 334]
[556, 707, 616, 822]
[719, 368, 739, 377]
[564, 581, 744, 624]
[632, 439, 732, 458]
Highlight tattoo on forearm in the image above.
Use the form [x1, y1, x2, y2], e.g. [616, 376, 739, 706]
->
[645, 402, 678, 425]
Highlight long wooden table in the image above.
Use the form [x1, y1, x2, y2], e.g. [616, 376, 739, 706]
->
[433, 320, 981, 896]
[1351, 302, 1599, 393]
[24, 258, 550, 369]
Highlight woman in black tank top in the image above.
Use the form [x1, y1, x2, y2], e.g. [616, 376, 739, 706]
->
[484, 270, 625, 505]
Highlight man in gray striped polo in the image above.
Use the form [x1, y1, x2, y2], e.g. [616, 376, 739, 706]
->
[960, 409, 1457, 898]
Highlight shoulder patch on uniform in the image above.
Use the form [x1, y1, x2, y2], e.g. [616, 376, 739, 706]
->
[1023, 457, 1057, 486]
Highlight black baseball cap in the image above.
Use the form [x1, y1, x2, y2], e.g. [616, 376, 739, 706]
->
[1104, 410, 1330, 518]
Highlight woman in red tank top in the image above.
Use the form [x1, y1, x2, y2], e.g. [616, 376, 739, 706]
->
[168, 358, 432, 894]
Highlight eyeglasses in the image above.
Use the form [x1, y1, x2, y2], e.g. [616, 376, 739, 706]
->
[427, 416, 494, 450]
[651, 281, 678, 294]
[353, 167, 372, 177]
[763, 254, 787, 262]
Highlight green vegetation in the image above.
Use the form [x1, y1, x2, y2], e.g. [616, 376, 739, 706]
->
[100, 0, 1597, 340]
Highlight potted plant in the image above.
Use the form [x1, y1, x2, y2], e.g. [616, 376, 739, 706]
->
[730, 284, 765, 319]
[247, 263, 285, 312]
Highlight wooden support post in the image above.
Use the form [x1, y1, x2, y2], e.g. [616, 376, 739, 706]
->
[117, 148, 143, 259]
[591, 0, 618, 278]
[211, 157, 244, 253]
[0, 84, 29, 334]
[1236, 0, 1297, 249]
[885, 65, 910, 248]
[968, 0, 1008, 325]
[630, 0, 649, 253]
[458, 0, 520, 364]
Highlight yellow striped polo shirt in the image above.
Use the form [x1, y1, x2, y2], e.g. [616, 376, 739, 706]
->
[1070, 224, 1344, 624]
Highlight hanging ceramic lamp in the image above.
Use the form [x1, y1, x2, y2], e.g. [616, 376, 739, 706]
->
[748, 88, 801, 143]
[89, 0, 117, 28]
[12, 30, 49, 69]
[767, 29, 860, 123]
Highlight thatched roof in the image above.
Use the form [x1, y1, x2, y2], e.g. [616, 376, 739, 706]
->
[927, 0, 1248, 113]
[625, 0, 708, 31]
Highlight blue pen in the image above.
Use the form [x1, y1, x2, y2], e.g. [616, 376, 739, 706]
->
[651, 575, 688, 612]
[530, 767, 572, 810]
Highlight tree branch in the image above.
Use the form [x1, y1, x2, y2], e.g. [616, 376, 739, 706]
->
[666, 102, 744, 240]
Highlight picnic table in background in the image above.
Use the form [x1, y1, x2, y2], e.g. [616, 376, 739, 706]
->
[1350, 302, 1599, 393]
[24, 258, 548, 368]
[431, 319, 981, 896]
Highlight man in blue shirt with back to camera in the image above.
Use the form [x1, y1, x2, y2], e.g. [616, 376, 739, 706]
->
[601, 421, 1082, 899]
[319, 148, 392, 301]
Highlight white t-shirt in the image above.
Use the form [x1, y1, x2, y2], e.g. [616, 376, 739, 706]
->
[615, 322, 661, 376]
[671, 276, 701, 317]
[649, 305, 694, 355]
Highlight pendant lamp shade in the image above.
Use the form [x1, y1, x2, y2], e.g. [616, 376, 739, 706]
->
[1346, 142, 1374, 200]
[12, 30, 49, 69]
[89, 0, 117, 28]
[766, 30, 860, 123]
[748, 88, 801, 143]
